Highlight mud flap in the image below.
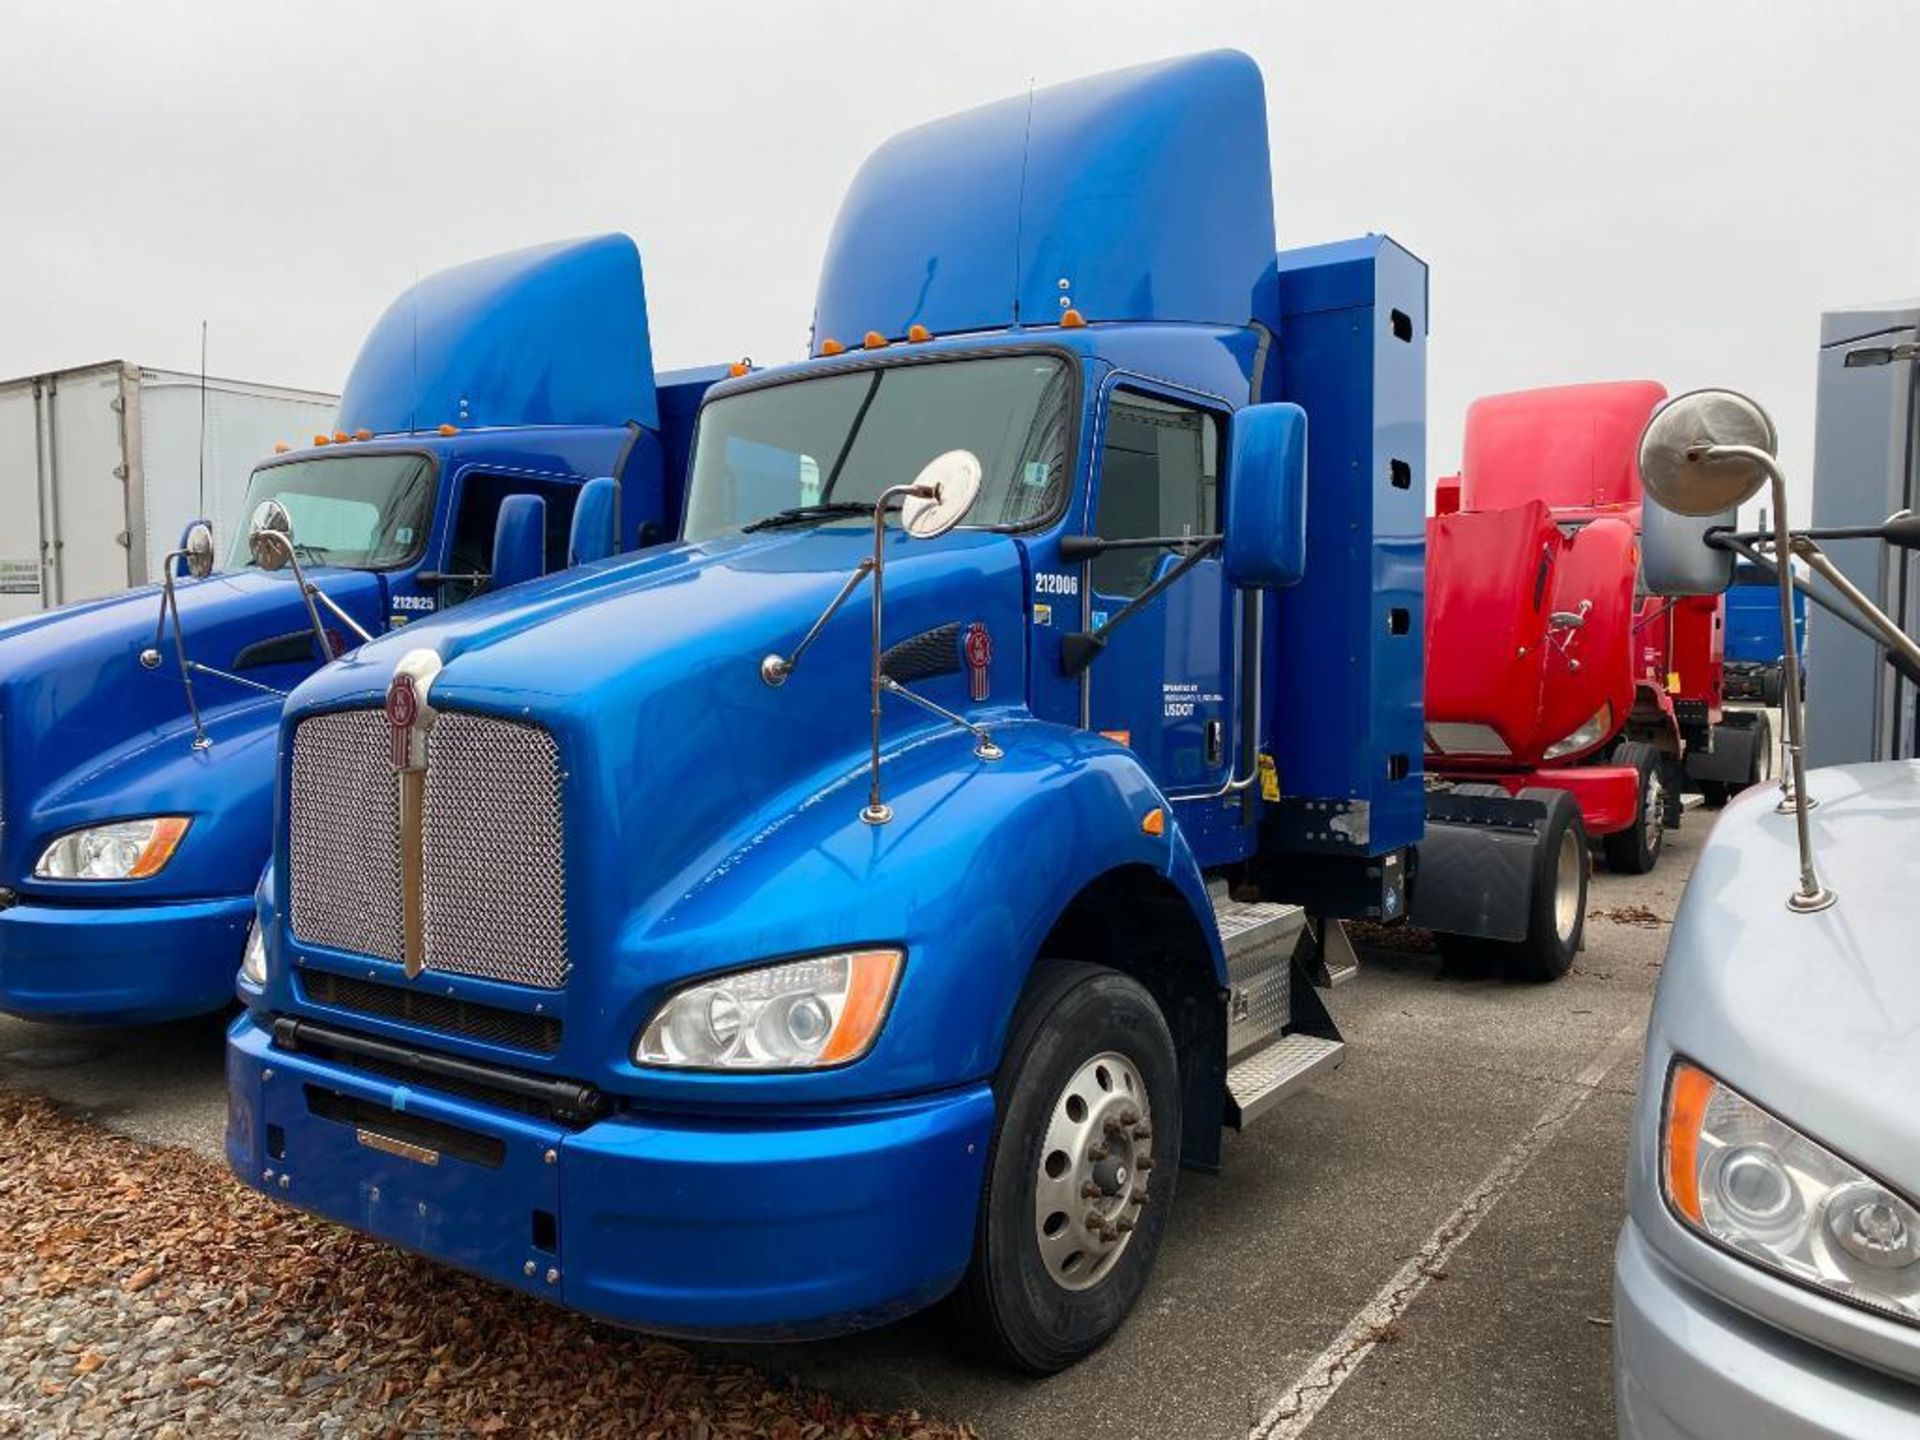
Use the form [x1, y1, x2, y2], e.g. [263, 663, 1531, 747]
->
[1409, 789, 1553, 943]
[1684, 716, 1761, 785]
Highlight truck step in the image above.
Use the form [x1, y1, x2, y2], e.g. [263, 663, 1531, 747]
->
[1225, 1033, 1346, 1130]
[1312, 917, 1360, 987]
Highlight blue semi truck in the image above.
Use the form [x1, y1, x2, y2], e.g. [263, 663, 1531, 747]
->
[0, 233, 722, 1023]
[1723, 559, 1808, 706]
[228, 52, 1589, 1370]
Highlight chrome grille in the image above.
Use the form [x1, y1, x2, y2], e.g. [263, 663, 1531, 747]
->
[286, 707, 569, 990]
[288, 709, 404, 962]
[422, 712, 569, 989]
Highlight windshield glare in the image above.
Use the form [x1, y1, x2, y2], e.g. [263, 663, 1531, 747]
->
[683, 355, 1073, 540]
[225, 454, 434, 570]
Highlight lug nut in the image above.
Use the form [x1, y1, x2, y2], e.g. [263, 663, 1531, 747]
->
[1133, 1127, 1152, 1143]
[1088, 1144, 1109, 1162]
[1081, 1182, 1103, 1200]
[1136, 1155, 1154, 1171]
[1084, 1211, 1105, 1232]
[1120, 1108, 1140, 1127]
[1115, 1217, 1135, 1234]
[1129, 1192, 1147, 1207]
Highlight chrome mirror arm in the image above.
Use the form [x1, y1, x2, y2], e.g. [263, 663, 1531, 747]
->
[760, 558, 874, 687]
[143, 548, 212, 751]
[304, 579, 375, 647]
[250, 531, 336, 663]
[1699, 442, 1831, 912]
[879, 677, 1004, 761]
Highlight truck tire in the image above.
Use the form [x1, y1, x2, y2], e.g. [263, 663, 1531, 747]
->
[1760, 667, 1785, 708]
[1503, 787, 1588, 982]
[1701, 711, 1774, 809]
[1601, 742, 1664, 875]
[951, 961, 1180, 1373]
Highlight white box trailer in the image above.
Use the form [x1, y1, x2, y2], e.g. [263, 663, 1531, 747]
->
[0, 361, 338, 620]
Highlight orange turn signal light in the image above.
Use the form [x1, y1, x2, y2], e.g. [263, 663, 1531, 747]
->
[313, 433, 331, 446]
[1060, 308, 1087, 329]
[128, 817, 191, 880]
[820, 337, 845, 356]
[438, 423, 458, 436]
[818, 949, 905, 1064]
[863, 331, 888, 350]
[1141, 808, 1165, 837]
[907, 323, 932, 343]
[273, 441, 290, 454]
[1663, 1060, 1717, 1225]
[354, 428, 372, 442]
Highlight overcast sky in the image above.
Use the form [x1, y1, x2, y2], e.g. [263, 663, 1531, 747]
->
[3, 0, 1916, 516]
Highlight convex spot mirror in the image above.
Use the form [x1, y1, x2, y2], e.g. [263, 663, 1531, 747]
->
[181, 521, 215, 579]
[247, 500, 294, 571]
[1224, 402, 1308, 589]
[901, 449, 982, 539]
[1639, 388, 1778, 517]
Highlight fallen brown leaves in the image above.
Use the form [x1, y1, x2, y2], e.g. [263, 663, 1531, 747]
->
[0, 1092, 976, 1439]
[1587, 905, 1669, 928]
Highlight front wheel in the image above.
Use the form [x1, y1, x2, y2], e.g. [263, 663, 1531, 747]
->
[1601, 742, 1665, 875]
[1501, 787, 1588, 981]
[952, 962, 1181, 1373]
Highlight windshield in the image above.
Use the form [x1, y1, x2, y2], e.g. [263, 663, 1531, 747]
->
[224, 454, 435, 570]
[683, 355, 1073, 540]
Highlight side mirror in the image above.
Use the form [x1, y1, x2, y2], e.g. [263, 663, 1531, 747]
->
[177, 520, 216, 579]
[1641, 501, 1736, 596]
[490, 493, 549, 591]
[1638, 389, 1778, 517]
[901, 450, 982, 539]
[567, 476, 620, 566]
[248, 500, 295, 571]
[1224, 402, 1308, 589]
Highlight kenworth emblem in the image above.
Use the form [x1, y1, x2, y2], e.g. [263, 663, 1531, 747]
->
[386, 650, 443, 977]
[965, 622, 992, 702]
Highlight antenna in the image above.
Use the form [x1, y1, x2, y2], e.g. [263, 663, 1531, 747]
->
[197, 320, 208, 520]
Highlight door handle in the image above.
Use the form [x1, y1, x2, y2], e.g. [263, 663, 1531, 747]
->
[1206, 719, 1225, 767]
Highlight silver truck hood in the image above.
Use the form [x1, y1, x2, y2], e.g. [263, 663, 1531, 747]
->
[1656, 760, 1920, 1198]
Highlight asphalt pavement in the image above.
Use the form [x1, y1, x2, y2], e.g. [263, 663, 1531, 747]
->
[0, 814, 1702, 1439]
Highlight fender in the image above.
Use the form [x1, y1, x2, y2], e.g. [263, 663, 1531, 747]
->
[599, 718, 1225, 1110]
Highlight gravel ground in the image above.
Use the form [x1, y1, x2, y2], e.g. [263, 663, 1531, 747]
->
[0, 1093, 971, 1440]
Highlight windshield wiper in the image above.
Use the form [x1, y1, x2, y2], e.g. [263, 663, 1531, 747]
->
[741, 501, 876, 533]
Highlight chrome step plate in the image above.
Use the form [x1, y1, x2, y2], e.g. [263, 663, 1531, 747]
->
[1225, 1034, 1346, 1130]
[1315, 917, 1359, 987]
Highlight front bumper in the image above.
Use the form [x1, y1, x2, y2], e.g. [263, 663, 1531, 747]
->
[226, 1012, 995, 1338]
[0, 892, 252, 1023]
[1614, 1216, 1920, 1439]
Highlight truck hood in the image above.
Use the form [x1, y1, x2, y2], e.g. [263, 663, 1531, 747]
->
[284, 525, 1029, 943]
[0, 568, 387, 893]
[1656, 761, 1920, 1198]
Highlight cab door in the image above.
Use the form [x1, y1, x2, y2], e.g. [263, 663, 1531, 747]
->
[1082, 385, 1236, 802]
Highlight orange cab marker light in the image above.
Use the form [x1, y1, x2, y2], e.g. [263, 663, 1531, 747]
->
[438, 423, 458, 436]
[1664, 1060, 1716, 1225]
[819, 950, 904, 1064]
[728, 357, 751, 378]
[128, 817, 190, 880]
[273, 441, 290, 454]
[907, 323, 932, 343]
[313, 433, 331, 446]
[332, 431, 349, 444]
[820, 337, 846, 357]
[863, 330, 888, 350]
[354, 428, 372, 442]
[1060, 308, 1087, 328]
[1141, 807, 1165, 837]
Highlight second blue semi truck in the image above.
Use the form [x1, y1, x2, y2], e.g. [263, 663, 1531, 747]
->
[0, 234, 721, 1022]
[228, 52, 1589, 1370]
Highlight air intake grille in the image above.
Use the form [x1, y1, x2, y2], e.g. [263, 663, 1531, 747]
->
[288, 709, 404, 962]
[286, 707, 569, 990]
[301, 969, 562, 1053]
[422, 712, 569, 989]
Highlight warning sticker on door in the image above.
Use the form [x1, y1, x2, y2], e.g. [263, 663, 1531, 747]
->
[0, 561, 41, 596]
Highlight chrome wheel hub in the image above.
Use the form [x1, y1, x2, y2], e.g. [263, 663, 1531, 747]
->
[1033, 1051, 1153, 1292]
[1554, 826, 1581, 943]
[1644, 769, 1666, 852]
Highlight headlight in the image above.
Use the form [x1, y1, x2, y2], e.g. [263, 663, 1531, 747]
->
[635, 949, 903, 1070]
[34, 817, 190, 880]
[1664, 1060, 1920, 1324]
[240, 917, 268, 987]
[1543, 703, 1613, 760]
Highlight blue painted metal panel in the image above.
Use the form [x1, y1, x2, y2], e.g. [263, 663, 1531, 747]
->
[1726, 569, 1807, 665]
[489, 494, 549, 590]
[338, 234, 658, 435]
[1266, 235, 1428, 856]
[814, 51, 1277, 346]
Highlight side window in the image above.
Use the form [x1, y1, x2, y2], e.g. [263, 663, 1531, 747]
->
[444, 473, 581, 602]
[1091, 392, 1220, 598]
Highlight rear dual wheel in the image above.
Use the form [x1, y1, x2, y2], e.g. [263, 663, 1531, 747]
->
[953, 962, 1180, 1373]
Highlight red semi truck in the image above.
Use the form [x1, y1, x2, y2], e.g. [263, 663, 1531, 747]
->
[1425, 382, 1772, 875]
